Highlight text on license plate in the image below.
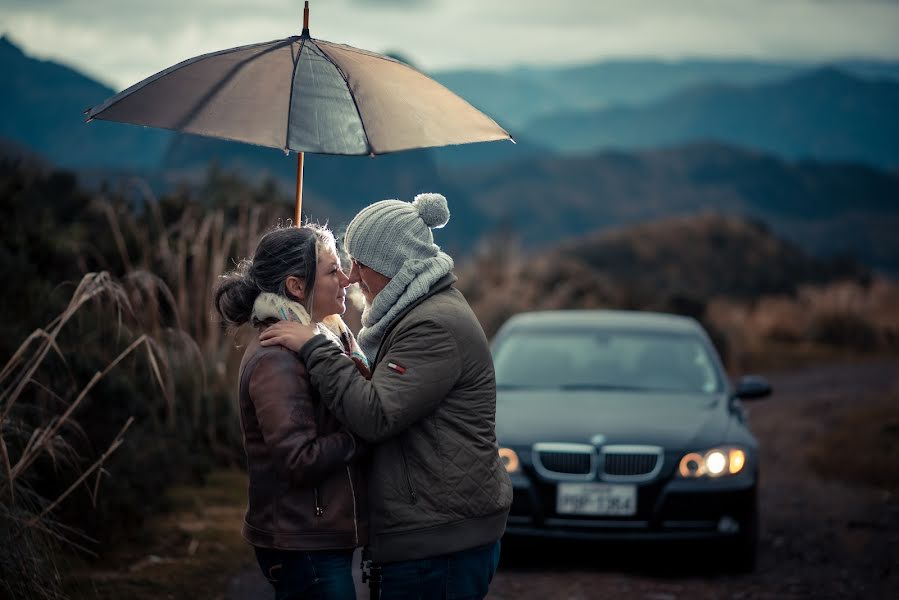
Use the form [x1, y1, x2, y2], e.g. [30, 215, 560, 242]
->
[556, 483, 636, 516]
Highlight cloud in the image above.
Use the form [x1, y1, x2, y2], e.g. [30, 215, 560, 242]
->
[2, 0, 898, 89]
[348, 0, 434, 6]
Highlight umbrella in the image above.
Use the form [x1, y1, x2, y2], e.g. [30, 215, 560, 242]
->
[85, 2, 511, 223]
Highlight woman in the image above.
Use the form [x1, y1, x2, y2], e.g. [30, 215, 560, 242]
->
[215, 225, 368, 600]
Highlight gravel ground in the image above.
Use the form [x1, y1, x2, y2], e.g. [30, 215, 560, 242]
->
[228, 358, 899, 600]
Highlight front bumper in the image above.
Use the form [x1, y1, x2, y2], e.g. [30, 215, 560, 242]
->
[504, 471, 757, 542]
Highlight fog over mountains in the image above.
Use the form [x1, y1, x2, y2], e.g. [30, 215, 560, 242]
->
[433, 59, 899, 129]
[526, 68, 899, 167]
[2, 35, 898, 271]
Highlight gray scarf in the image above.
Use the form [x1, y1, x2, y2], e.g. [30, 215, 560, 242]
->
[357, 252, 454, 362]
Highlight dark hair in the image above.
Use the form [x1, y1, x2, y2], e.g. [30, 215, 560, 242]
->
[214, 225, 334, 327]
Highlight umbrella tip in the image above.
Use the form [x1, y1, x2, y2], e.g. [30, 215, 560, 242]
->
[302, 1, 310, 38]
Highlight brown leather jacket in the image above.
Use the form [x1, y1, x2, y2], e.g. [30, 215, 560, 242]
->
[238, 335, 367, 550]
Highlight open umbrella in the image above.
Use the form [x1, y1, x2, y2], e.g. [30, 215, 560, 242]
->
[85, 2, 511, 223]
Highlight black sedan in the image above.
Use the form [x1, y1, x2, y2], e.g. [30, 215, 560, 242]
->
[492, 310, 771, 570]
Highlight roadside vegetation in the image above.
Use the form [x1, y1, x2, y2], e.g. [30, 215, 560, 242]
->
[454, 219, 898, 373]
[806, 388, 899, 494]
[1, 157, 897, 598]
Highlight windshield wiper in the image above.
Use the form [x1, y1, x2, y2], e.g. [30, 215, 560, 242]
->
[496, 384, 565, 390]
[557, 384, 660, 392]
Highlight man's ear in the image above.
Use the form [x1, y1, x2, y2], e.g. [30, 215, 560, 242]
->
[285, 276, 305, 301]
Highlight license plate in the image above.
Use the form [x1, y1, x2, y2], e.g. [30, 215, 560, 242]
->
[556, 483, 637, 516]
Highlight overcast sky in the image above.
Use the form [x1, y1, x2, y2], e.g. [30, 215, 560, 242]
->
[3, 0, 899, 90]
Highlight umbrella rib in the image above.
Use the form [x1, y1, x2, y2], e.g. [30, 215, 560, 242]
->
[313, 40, 374, 156]
[285, 39, 306, 152]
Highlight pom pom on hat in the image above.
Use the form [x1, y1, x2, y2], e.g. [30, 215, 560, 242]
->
[413, 193, 450, 229]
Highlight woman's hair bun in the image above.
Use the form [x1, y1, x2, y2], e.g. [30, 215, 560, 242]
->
[412, 193, 450, 229]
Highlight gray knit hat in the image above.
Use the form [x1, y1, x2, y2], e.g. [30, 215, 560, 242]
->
[344, 193, 450, 278]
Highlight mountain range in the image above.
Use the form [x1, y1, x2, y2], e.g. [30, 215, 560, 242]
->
[0, 36, 170, 170]
[5, 35, 899, 173]
[433, 58, 899, 129]
[527, 67, 899, 167]
[2, 35, 898, 272]
[449, 142, 899, 271]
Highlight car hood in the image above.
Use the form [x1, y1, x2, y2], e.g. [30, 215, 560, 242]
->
[495, 388, 730, 451]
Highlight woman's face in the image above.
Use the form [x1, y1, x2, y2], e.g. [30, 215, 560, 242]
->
[309, 245, 350, 322]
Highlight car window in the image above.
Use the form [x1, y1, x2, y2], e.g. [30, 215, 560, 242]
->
[493, 329, 722, 394]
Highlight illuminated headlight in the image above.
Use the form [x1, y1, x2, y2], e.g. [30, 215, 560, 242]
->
[498, 447, 520, 473]
[678, 447, 747, 478]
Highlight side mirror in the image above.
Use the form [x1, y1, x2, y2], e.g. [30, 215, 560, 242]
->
[734, 375, 772, 400]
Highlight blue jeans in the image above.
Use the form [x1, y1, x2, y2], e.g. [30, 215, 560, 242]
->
[255, 547, 356, 600]
[379, 541, 501, 600]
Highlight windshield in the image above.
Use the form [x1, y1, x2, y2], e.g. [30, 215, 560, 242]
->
[493, 329, 723, 394]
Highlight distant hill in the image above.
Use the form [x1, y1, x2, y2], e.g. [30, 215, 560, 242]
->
[456, 212, 869, 338]
[432, 58, 899, 130]
[0, 36, 170, 169]
[452, 143, 899, 271]
[527, 68, 899, 168]
[555, 213, 866, 300]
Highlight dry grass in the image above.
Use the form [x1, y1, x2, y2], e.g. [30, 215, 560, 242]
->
[0, 172, 284, 598]
[97, 192, 281, 458]
[0, 272, 178, 600]
[456, 233, 899, 373]
[707, 279, 899, 372]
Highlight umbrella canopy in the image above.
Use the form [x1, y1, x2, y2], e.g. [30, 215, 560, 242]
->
[87, 36, 509, 156]
[85, 4, 511, 221]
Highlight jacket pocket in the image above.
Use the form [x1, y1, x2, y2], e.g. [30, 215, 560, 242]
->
[313, 487, 324, 516]
[399, 441, 418, 504]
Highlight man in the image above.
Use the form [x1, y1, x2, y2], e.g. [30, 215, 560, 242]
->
[260, 193, 512, 599]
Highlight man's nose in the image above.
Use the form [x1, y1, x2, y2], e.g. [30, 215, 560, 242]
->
[348, 262, 361, 284]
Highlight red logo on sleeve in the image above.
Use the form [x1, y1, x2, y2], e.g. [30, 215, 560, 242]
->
[386, 362, 406, 374]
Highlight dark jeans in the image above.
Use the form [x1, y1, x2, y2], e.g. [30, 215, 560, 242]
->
[255, 547, 356, 600]
[378, 541, 501, 600]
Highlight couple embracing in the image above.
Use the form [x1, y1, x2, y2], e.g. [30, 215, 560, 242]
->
[214, 193, 513, 600]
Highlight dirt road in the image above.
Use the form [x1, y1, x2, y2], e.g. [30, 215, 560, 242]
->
[228, 359, 899, 600]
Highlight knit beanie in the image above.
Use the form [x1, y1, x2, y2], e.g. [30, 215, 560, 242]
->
[344, 193, 451, 278]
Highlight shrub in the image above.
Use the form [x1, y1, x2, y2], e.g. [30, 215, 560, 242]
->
[1, 272, 180, 599]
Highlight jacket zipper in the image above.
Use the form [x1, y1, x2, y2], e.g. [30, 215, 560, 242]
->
[314, 487, 324, 516]
[346, 466, 359, 545]
[399, 442, 418, 504]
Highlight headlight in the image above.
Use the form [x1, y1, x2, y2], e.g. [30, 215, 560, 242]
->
[498, 447, 520, 473]
[678, 447, 746, 478]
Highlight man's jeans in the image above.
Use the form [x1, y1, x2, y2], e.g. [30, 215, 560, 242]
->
[379, 541, 501, 600]
[255, 547, 356, 600]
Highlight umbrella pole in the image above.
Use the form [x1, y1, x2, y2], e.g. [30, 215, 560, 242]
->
[294, 151, 304, 225]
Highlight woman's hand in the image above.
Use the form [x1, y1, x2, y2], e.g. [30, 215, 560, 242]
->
[259, 321, 318, 352]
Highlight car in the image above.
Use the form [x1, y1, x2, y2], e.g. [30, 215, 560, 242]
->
[491, 310, 772, 570]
